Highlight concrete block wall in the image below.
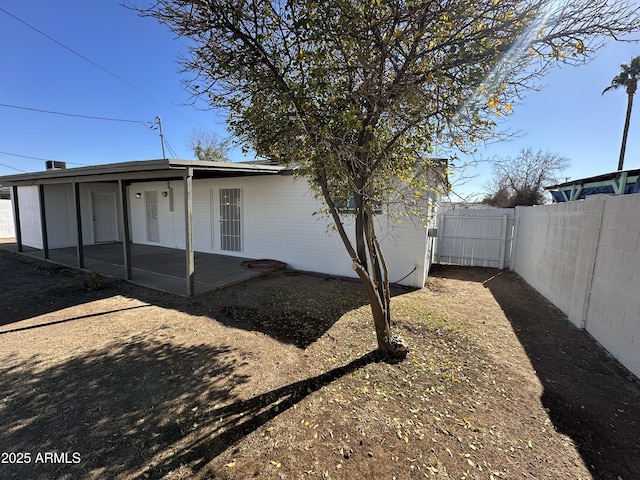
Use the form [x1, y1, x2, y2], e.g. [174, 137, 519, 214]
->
[513, 200, 590, 326]
[584, 194, 640, 377]
[512, 194, 640, 379]
[0, 199, 15, 238]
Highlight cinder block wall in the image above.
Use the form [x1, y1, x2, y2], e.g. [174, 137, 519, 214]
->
[512, 194, 640, 379]
[0, 199, 15, 238]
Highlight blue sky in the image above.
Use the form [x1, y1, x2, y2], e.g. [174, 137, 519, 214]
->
[0, 1, 639, 200]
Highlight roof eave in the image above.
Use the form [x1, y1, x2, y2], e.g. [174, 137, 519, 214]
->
[0, 159, 289, 186]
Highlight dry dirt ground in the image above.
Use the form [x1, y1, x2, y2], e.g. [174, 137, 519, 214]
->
[0, 247, 639, 480]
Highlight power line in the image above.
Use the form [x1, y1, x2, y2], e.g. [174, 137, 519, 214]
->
[0, 7, 167, 110]
[0, 151, 91, 166]
[0, 162, 28, 173]
[0, 6, 217, 135]
[164, 137, 179, 159]
[0, 103, 152, 125]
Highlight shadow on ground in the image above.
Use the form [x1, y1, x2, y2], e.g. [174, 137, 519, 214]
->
[431, 265, 640, 480]
[207, 270, 411, 348]
[0, 248, 402, 348]
[0, 332, 380, 479]
[133, 351, 382, 479]
[0, 250, 117, 326]
[0, 248, 389, 479]
[0, 337, 247, 479]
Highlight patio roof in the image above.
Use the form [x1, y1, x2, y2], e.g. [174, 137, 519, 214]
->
[0, 159, 289, 187]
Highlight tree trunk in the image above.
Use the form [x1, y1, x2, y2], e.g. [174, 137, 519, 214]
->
[618, 91, 634, 171]
[351, 260, 407, 359]
[315, 169, 408, 359]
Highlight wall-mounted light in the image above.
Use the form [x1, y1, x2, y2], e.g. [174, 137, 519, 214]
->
[162, 191, 168, 198]
[135, 192, 142, 199]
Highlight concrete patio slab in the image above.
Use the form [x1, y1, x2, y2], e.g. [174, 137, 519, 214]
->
[0, 241, 270, 296]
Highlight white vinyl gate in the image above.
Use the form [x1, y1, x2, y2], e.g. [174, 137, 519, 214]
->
[435, 207, 515, 269]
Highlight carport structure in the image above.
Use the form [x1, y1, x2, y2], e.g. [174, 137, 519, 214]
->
[0, 159, 285, 296]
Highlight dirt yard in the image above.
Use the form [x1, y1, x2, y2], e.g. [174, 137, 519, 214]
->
[0, 247, 638, 480]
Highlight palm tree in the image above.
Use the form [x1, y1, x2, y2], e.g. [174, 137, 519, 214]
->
[603, 56, 640, 171]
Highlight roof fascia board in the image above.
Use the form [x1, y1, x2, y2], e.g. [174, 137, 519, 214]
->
[0, 160, 287, 186]
[2, 169, 183, 186]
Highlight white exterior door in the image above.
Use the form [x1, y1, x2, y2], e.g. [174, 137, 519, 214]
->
[91, 191, 117, 243]
[219, 188, 241, 252]
[145, 190, 160, 243]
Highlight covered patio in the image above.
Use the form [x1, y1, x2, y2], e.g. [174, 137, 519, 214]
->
[0, 159, 287, 296]
[0, 241, 272, 296]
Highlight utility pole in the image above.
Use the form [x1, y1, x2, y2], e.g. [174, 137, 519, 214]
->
[156, 116, 166, 159]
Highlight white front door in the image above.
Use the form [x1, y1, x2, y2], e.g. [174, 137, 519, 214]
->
[91, 191, 117, 243]
[145, 190, 160, 243]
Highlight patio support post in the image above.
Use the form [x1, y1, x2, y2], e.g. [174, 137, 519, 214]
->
[11, 186, 23, 252]
[38, 184, 49, 259]
[118, 179, 132, 280]
[73, 182, 85, 268]
[184, 168, 195, 296]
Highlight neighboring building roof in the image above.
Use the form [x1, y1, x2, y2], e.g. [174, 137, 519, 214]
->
[545, 168, 640, 202]
[0, 159, 290, 186]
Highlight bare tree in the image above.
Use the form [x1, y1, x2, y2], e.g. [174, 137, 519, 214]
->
[188, 129, 229, 162]
[482, 148, 570, 207]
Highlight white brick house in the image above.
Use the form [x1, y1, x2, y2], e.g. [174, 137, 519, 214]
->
[0, 159, 440, 294]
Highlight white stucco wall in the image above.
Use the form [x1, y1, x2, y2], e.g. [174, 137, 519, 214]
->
[512, 194, 640, 379]
[128, 175, 433, 287]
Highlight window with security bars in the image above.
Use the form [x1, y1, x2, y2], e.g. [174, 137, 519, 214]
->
[219, 188, 242, 251]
